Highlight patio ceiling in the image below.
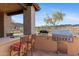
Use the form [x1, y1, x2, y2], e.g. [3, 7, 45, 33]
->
[0, 3, 40, 15]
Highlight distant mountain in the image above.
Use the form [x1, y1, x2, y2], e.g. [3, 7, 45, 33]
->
[36, 24, 79, 27]
[74, 24, 79, 26]
[12, 22, 79, 28]
[12, 22, 23, 27]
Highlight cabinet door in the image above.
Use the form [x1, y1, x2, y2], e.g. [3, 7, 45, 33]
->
[57, 41, 67, 54]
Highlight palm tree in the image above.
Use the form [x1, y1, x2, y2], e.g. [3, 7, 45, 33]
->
[52, 10, 65, 26]
[44, 10, 65, 26]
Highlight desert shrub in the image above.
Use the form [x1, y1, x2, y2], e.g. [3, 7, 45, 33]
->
[39, 30, 48, 34]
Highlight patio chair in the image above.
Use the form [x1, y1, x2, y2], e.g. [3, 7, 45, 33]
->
[25, 34, 36, 56]
[10, 34, 36, 56]
[10, 35, 29, 56]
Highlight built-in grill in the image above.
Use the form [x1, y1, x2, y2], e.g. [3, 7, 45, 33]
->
[52, 29, 74, 54]
[52, 29, 73, 42]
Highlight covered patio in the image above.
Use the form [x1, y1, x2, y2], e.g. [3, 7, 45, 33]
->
[0, 3, 40, 56]
[0, 3, 40, 37]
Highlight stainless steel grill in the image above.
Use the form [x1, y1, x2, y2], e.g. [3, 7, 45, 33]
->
[52, 29, 73, 42]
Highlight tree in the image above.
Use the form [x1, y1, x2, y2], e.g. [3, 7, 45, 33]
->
[44, 10, 65, 26]
[44, 13, 50, 26]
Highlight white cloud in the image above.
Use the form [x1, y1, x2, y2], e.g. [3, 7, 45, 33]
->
[59, 12, 79, 24]
[65, 13, 79, 21]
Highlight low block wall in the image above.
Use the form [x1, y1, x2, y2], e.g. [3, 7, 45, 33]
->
[0, 39, 20, 56]
[67, 37, 79, 55]
[35, 36, 57, 52]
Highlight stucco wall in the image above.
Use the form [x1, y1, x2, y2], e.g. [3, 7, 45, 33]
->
[35, 36, 57, 52]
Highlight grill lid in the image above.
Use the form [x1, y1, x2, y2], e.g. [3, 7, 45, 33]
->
[52, 29, 73, 37]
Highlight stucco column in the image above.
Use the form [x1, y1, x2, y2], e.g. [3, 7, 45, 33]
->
[0, 12, 4, 37]
[23, 5, 35, 35]
[4, 13, 12, 37]
[0, 12, 12, 37]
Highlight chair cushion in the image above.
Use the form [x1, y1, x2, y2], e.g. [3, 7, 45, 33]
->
[10, 42, 26, 51]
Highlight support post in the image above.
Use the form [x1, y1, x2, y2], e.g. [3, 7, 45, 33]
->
[23, 5, 35, 35]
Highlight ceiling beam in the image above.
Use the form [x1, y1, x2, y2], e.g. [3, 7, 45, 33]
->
[18, 3, 27, 10]
[7, 10, 23, 16]
[7, 3, 40, 16]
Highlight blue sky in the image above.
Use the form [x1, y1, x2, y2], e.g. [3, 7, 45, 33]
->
[11, 3, 79, 27]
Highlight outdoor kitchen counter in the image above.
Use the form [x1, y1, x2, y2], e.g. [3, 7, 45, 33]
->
[0, 37, 20, 56]
[35, 35, 57, 52]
